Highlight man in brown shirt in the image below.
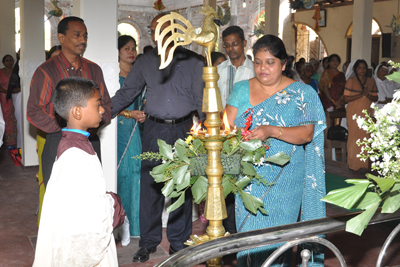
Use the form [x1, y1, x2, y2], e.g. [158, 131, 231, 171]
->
[27, 16, 112, 188]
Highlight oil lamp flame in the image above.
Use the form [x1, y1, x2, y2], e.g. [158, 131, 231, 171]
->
[222, 111, 230, 132]
[191, 122, 202, 134]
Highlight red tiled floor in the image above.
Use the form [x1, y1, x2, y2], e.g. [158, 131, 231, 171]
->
[1, 144, 400, 266]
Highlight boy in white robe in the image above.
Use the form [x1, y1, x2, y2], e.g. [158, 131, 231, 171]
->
[33, 77, 120, 267]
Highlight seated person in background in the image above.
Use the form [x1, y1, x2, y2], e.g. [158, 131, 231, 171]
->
[33, 77, 121, 267]
[342, 60, 350, 74]
[388, 66, 400, 89]
[211, 51, 226, 67]
[375, 63, 396, 109]
[292, 61, 303, 81]
[300, 63, 318, 93]
[310, 58, 320, 82]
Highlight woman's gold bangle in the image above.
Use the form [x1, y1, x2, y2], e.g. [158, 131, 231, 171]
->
[277, 126, 283, 138]
[123, 110, 130, 119]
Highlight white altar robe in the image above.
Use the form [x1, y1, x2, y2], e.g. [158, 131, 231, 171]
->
[33, 147, 118, 267]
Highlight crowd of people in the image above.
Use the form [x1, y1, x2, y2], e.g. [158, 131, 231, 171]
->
[290, 54, 399, 172]
[0, 11, 395, 267]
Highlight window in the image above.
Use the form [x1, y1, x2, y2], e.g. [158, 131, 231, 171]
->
[346, 19, 382, 37]
[15, 7, 51, 52]
[118, 23, 139, 53]
[295, 23, 327, 61]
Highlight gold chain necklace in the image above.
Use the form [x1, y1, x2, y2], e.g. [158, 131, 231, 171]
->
[258, 75, 283, 97]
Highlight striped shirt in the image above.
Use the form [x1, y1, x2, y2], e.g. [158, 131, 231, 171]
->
[27, 51, 112, 133]
[217, 56, 255, 108]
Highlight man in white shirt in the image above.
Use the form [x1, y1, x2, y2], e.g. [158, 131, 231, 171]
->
[218, 26, 255, 108]
[217, 26, 255, 235]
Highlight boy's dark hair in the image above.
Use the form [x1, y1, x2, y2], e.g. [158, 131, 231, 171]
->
[211, 52, 226, 65]
[222, 26, 245, 41]
[52, 77, 99, 120]
[58, 16, 84, 35]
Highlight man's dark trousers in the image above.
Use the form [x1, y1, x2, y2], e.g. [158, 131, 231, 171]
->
[139, 117, 193, 251]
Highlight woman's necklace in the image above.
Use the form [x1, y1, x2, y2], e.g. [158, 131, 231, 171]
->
[120, 67, 131, 77]
[258, 76, 283, 97]
[1, 68, 13, 74]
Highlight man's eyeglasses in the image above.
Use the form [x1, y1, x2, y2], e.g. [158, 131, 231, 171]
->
[223, 42, 241, 49]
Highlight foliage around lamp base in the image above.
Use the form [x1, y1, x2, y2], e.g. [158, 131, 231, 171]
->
[140, 130, 290, 215]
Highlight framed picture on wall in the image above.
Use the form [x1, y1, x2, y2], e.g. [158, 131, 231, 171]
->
[319, 9, 327, 27]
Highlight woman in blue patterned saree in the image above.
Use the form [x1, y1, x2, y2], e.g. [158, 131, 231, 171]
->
[226, 35, 326, 266]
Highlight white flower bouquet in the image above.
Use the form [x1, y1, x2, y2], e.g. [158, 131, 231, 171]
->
[322, 61, 400, 236]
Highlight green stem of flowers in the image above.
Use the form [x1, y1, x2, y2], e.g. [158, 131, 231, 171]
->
[187, 146, 198, 157]
[227, 140, 241, 157]
[166, 162, 188, 172]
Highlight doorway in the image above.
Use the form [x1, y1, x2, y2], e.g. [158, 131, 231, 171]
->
[346, 37, 380, 67]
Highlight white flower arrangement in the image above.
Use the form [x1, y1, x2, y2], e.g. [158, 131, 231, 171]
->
[353, 98, 400, 178]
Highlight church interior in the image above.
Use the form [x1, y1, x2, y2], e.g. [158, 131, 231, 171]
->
[1, 0, 400, 266]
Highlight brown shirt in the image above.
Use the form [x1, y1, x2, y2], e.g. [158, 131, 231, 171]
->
[27, 51, 112, 133]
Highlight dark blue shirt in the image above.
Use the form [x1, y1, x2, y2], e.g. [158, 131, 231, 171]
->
[111, 47, 205, 120]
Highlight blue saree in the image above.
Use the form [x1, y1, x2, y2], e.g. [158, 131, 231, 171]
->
[117, 76, 144, 237]
[227, 80, 326, 266]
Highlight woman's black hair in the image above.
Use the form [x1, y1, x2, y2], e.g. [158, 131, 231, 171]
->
[46, 45, 62, 60]
[353, 59, 368, 91]
[322, 57, 329, 68]
[252, 34, 293, 78]
[2, 54, 13, 64]
[326, 54, 341, 70]
[211, 52, 226, 65]
[118, 35, 137, 51]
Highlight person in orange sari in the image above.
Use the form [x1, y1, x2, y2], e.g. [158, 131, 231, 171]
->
[343, 59, 378, 171]
[319, 54, 346, 117]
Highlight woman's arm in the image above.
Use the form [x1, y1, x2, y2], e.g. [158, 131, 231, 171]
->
[246, 124, 315, 145]
[118, 110, 146, 123]
[225, 105, 238, 129]
[366, 94, 378, 102]
[320, 71, 341, 108]
[343, 90, 367, 103]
